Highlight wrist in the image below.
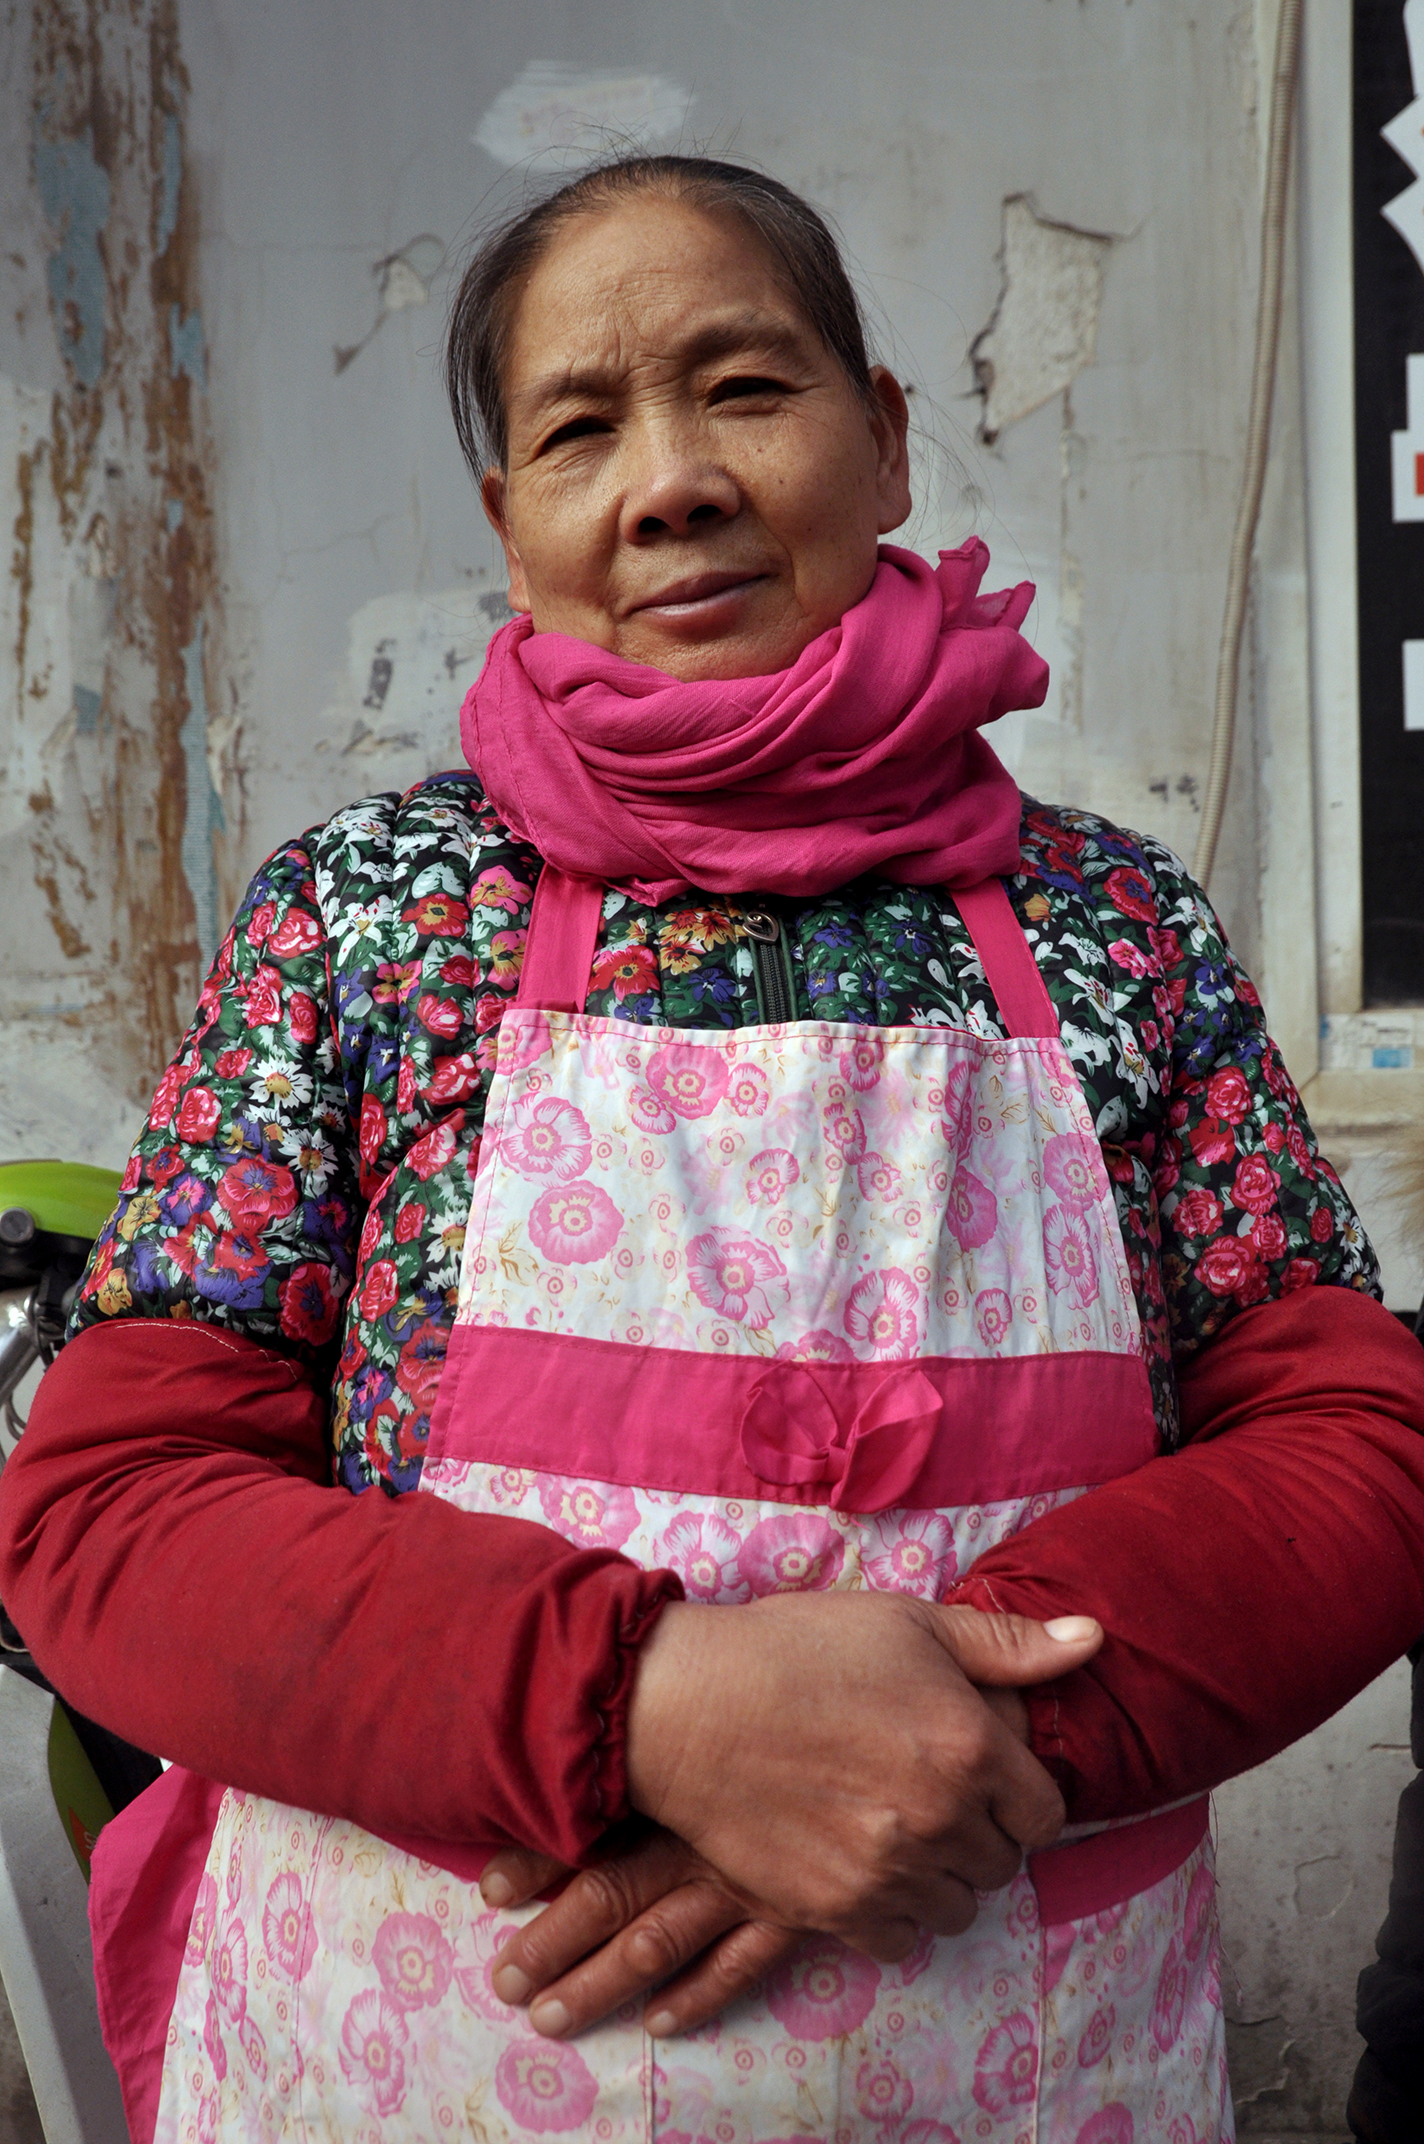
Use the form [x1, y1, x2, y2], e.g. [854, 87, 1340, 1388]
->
[624, 1599, 703, 1820]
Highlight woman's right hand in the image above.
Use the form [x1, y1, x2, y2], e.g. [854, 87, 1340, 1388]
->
[624, 1594, 1101, 1963]
[483, 1600, 1101, 2039]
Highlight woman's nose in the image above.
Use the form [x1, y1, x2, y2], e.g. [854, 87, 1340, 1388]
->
[619, 451, 741, 542]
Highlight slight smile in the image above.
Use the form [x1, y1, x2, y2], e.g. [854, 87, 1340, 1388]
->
[629, 571, 771, 621]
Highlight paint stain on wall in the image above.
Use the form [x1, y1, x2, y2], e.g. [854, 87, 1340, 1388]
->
[4, 0, 234, 1109]
[313, 584, 508, 771]
[473, 61, 693, 170]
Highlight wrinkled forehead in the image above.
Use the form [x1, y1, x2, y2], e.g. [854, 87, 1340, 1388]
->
[501, 196, 828, 415]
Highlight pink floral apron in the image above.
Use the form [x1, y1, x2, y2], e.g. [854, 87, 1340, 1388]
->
[155, 869, 1232, 2144]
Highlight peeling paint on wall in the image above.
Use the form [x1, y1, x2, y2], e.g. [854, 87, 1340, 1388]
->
[334, 233, 446, 376]
[972, 196, 1115, 443]
[311, 584, 508, 778]
[0, 0, 235, 1116]
[33, 127, 110, 392]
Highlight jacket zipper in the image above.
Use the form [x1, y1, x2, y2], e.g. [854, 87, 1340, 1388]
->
[743, 906, 797, 1024]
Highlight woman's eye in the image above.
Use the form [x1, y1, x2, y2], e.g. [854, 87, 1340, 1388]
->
[541, 414, 611, 451]
[710, 375, 788, 405]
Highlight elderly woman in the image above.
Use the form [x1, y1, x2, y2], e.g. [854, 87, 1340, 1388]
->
[3, 153, 1424, 2144]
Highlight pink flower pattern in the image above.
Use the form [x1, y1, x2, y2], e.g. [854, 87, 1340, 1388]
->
[855, 2051, 913, 2121]
[944, 1166, 998, 1250]
[1076, 2111, 1135, 2144]
[494, 2036, 598, 2133]
[338, 1988, 408, 2117]
[736, 1513, 845, 1594]
[648, 1043, 730, 1120]
[526, 1179, 623, 1263]
[726, 1062, 771, 1116]
[211, 1916, 247, 2025]
[973, 1285, 1014, 1349]
[238, 2016, 267, 2081]
[854, 1150, 903, 1201]
[261, 1872, 316, 1981]
[455, 1910, 520, 2021]
[186, 1872, 218, 1966]
[1044, 1131, 1102, 1210]
[159, 1799, 1227, 2142]
[765, 1937, 881, 2039]
[775, 1326, 855, 1363]
[686, 1228, 789, 1328]
[862, 1511, 958, 1596]
[372, 1911, 454, 2009]
[1077, 2002, 1116, 2066]
[629, 1083, 677, 1134]
[461, 1013, 1141, 1375]
[745, 1147, 799, 1205]
[1151, 1934, 1188, 2051]
[537, 1474, 639, 1550]
[973, 2010, 1038, 2114]
[202, 1994, 226, 2082]
[839, 1037, 883, 1091]
[502, 1093, 591, 1182]
[1044, 1204, 1101, 1308]
[844, 1268, 921, 1358]
[660, 1511, 752, 1602]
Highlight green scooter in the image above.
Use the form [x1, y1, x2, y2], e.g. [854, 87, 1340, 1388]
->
[0, 1158, 163, 1814]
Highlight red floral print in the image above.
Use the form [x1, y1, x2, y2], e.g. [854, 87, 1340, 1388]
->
[175, 1086, 222, 1143]
[403, 893, 468, 936]
[1230, 1154, 1278, 1214]
[71, 780, 1379, 1499]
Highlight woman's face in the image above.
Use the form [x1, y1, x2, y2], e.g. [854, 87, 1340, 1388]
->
[482, 196, 912, 680]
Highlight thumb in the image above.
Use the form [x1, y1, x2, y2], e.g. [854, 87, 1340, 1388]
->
[934, 1604, 1103, 1687]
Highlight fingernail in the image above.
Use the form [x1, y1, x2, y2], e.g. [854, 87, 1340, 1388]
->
[491, 1961, 533, 2004]
[530, 1998, 570, 2037]
[481, 1872, 515, 1907]
[645, 2009, 677, 2038]
[1045, 1616, 1098, 1642]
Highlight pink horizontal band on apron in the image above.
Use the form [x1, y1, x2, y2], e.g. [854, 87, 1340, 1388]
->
[431, 1324, 1156, 1509]
[1029, 1797, 1210, 1927]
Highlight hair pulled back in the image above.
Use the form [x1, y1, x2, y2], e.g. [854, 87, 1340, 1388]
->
[445, 153, 876, 474]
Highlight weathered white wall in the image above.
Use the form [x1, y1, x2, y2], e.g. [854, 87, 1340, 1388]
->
[0, 1, 1411, 2133]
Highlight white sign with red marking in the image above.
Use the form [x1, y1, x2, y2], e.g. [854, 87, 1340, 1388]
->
[1391, 354, 1424, 519]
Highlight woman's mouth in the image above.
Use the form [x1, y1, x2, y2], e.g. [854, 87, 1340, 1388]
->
[630, 571, 770, 622]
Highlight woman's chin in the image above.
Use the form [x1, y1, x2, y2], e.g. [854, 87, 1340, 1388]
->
[612, 611, 819, 682]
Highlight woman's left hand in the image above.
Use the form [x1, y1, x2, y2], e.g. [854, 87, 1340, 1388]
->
[480, 1829, 801, 2041]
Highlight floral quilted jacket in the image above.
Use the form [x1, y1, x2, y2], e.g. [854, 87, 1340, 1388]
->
[73, 774, 1379, 1492]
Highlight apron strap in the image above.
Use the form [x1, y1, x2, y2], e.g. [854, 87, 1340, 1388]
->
[951, 879, 1060, 1041]
[516, 867, 604, 1013]
[515, 866, 1056, 1035]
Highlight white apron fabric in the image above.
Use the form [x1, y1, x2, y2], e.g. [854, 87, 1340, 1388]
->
[154, 873, 1232, 2144]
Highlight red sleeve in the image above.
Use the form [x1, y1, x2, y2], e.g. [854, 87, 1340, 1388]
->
[0, 1319, 681, 1864]
[949, 1286, 1424, 1820]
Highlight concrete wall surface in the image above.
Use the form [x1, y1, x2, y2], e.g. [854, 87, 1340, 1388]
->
[0, 1, 1413, 2134]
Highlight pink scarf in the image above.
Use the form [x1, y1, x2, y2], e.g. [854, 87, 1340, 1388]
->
[460, 539, 1048, 904]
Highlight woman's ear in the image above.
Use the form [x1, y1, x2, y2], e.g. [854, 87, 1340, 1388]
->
[867, 367, 913, 536]
[480, 467, 531, 615]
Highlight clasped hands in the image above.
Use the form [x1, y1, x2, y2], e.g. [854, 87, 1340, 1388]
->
[482, 1589, 1101, 2042]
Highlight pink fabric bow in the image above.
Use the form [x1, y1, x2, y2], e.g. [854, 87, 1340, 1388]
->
[461, 540, 1048, 903]
[738, 1361, 943, 1513]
